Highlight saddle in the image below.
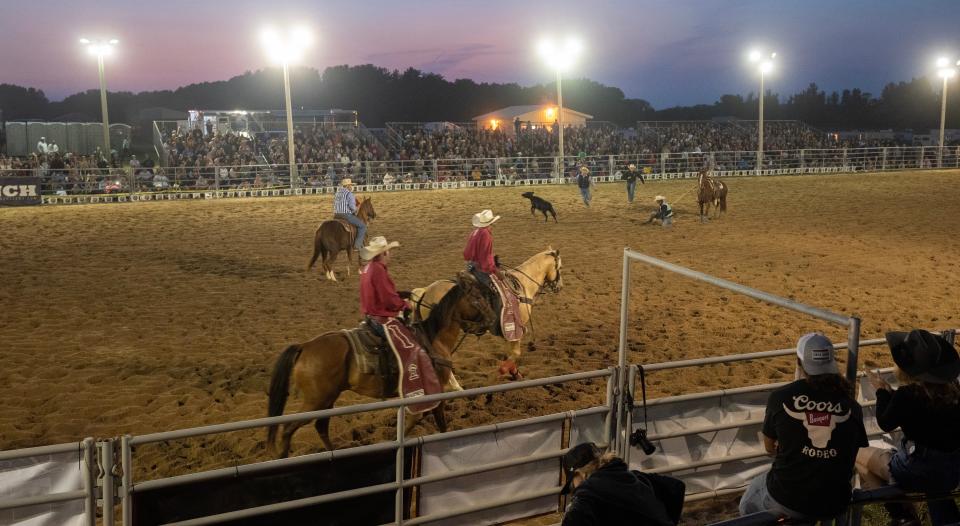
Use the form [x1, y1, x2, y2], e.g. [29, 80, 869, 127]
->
[332, 216, 360, 248]
[342, 322, 398, 398]
[459, 270, 526, 342]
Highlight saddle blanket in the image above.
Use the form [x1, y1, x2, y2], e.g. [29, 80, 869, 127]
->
[490, 274, 524, 342]
[383, 319, 442, 414]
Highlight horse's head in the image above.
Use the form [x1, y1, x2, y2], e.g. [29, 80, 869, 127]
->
[358, 197, 376, 221]
[542, 247, 563, 293]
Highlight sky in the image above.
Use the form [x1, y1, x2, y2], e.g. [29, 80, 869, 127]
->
[2, 0, 960, 108]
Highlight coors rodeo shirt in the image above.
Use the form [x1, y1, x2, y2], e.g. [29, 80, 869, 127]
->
[763, 379, 868, 517]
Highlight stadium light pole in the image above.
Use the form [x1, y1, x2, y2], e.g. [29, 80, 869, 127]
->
[261, 26, 312, 188]
[538, 37, 583, 175]
[748, 50, 775, 175]
[80, 38, 118, 160]
[936, 57, 957, 167]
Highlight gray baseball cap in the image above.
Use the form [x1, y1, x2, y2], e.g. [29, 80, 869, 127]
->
[797, 333, 839, 376]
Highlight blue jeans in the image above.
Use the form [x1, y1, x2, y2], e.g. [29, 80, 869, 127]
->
[579, 186, 591, 207]
[739, 473, 813, 521]
[889, 441, 960, 525]
[337, 213, 366, 250]
[626, 180, 636, 203]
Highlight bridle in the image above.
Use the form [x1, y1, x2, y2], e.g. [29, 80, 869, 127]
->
[502, 250, 563, 300]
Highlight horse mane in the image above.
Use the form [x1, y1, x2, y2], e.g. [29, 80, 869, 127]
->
[419, 283, 464, 342]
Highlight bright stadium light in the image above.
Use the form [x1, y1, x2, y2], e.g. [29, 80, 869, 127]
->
[536, 36, 583, 173]
[260, 25, 314, 188]
[935, 56, 957, 165]
[747, 48, 777, 175]
[80, 37, 119, 159]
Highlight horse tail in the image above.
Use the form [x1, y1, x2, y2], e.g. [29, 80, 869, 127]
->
[307, 229, 322, 270]
[266, 344, 302, 451]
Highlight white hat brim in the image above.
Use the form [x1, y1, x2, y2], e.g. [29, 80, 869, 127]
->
[472, 215, 501, 228]
[360, 241, 400, 260]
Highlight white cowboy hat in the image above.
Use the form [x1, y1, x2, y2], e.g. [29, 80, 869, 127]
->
[628, 164, 637, 170]
[655, 195, 665, 201]
[360, 236, 399, 260]
[472, 209, 501, 228]
[340, 178, 353, 187]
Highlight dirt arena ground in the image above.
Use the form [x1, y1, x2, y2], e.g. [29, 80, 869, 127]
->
[2, 170, 959, 524]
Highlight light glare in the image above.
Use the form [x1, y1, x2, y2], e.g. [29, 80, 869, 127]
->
[937, 57, 950, 68]
[261, 26, 313, 65]
[537, 37, 583, 72]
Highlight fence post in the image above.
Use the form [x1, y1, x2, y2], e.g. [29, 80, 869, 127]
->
[608, 155, 615, 177]
[121, 435, 132, 526]
[495, 157, 502, 181]
[395, 406, 406, 525]
[881, 148, 888, 171]
[799, 149, 806, 172]
[841, 148, 848, 170]
[659, 153, 666, 178]
[919, 146, 925, 168]
[99, 439, 115, 526]
[432, 159, 439, 183]
[845, 317, 861, 388]
[615, 249, 632, 455]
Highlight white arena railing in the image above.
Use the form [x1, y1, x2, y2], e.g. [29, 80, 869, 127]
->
[0, 252, 956, 525]
[1, 145, 959, 206]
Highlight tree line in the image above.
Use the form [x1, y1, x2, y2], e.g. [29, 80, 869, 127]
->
[0, 64, 956, 131]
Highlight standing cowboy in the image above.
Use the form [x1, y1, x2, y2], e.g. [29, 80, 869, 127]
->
[645, 195, 673, 227]
[623, 163, 645, 204]
[576, 166, 595, 207]
[360, 236, 441, 413]
[333, 178, 365, 251]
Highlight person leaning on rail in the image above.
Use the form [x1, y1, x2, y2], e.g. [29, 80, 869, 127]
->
[560, 442, 684, 526]
[739, 332, 868, 522]
[856, 329, 960, 526]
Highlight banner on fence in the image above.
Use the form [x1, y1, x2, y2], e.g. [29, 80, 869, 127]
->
[0, 450, 85, 526]
[419, 420, 562, 525]
[0, 177, 41, 207]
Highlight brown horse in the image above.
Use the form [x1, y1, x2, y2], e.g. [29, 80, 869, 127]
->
[266, 277, 485, 458]
[307, 197, 376, 281]
[697, 169, 728, 222]
[412, 248, 563, 380]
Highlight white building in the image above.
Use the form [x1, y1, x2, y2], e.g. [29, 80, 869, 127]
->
[472, 105, 593, 135]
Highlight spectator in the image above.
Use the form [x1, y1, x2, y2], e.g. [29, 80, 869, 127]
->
[561, 442, 684, 526]
[856, 329, 960, 526]
[152, 171, 170, 190]
[644, 195, 673, 228]
[382, 172, 395, 185]
[622, 163, 644, 204]
[739, 333, 867, 522]
[576, 166, 594, 207]
[37, 136, 48, 155]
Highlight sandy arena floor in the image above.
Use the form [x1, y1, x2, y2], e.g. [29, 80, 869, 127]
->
[1, 170, 958, 524]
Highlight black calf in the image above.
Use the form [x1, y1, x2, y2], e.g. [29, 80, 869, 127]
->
[521, 191, 558, 223]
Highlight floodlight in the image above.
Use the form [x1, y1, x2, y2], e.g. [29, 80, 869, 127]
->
[937, 56, 950, 68]
[537, 37, 583, 72]
[748, 49, 761, 62]
[759, 61, 774, 74]
[261, 25, 312, 65]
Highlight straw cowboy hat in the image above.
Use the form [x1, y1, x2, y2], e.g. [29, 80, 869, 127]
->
[579, 166, 590, 174]
[655, 195, 666, 201]
[885, 329, 960, 384]
[340, 178, 353, 187]
[628, 164, 637, 170]
[360, 236, 399, 260]
[472, 209, 501, 228]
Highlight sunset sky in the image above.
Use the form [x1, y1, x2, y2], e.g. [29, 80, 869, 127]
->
[3, 0, 959, 108]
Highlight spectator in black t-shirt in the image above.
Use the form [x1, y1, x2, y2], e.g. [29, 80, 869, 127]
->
[856, 329, 960, 526]
[561, 442, 683, 526]
[622, 163, 644, 204]
[740, 333, 868, 521]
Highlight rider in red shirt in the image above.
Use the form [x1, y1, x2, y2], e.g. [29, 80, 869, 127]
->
[464, 209, 500, 279]
[360, 237, 409, 334]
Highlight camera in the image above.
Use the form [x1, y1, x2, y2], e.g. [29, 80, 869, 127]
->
[630, 427, 656, 455]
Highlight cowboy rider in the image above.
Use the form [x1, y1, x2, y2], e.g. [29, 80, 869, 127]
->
[464, 209, 502, 287]
[359, 236, 409, 335]
[333, 178, 366, 252]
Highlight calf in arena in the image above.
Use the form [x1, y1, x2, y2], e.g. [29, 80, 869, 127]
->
[521, 192, 558, 223]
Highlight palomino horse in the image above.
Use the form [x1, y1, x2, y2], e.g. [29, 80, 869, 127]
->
[266, 278, 482, 458]
[697, 169, 728, 221]
[412, 248, 563, 380]
[307, 197, 376, 281]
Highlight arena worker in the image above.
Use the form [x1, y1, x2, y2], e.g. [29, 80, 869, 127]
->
[560, 442, 684, 525]
[622, 163, 645, 204]
[333, 178, 366, 251]
[576, 166, 595, 207]
[855, 329, 960, 526]
[739, 333, 868, 522]
[645, 196, 673, 227]
[359, 236, 441, 413]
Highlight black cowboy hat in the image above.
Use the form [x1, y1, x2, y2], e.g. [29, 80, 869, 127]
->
[885, 329, 960, 384]
[561, 442, 601, 495]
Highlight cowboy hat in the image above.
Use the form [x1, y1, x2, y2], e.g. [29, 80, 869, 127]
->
[340, 178, 353, 187]
[560, 442, 601, 495]
[472, 209, 500, 228]
[655, 195, 665, 201]
[579, 166, 589, 173]
[885, 329, 960, 384]
[360, 236, 399, 260]
[628, 164, 637, 170]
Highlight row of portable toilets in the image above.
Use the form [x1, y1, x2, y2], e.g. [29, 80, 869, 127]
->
[4, 121, 132, 157]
